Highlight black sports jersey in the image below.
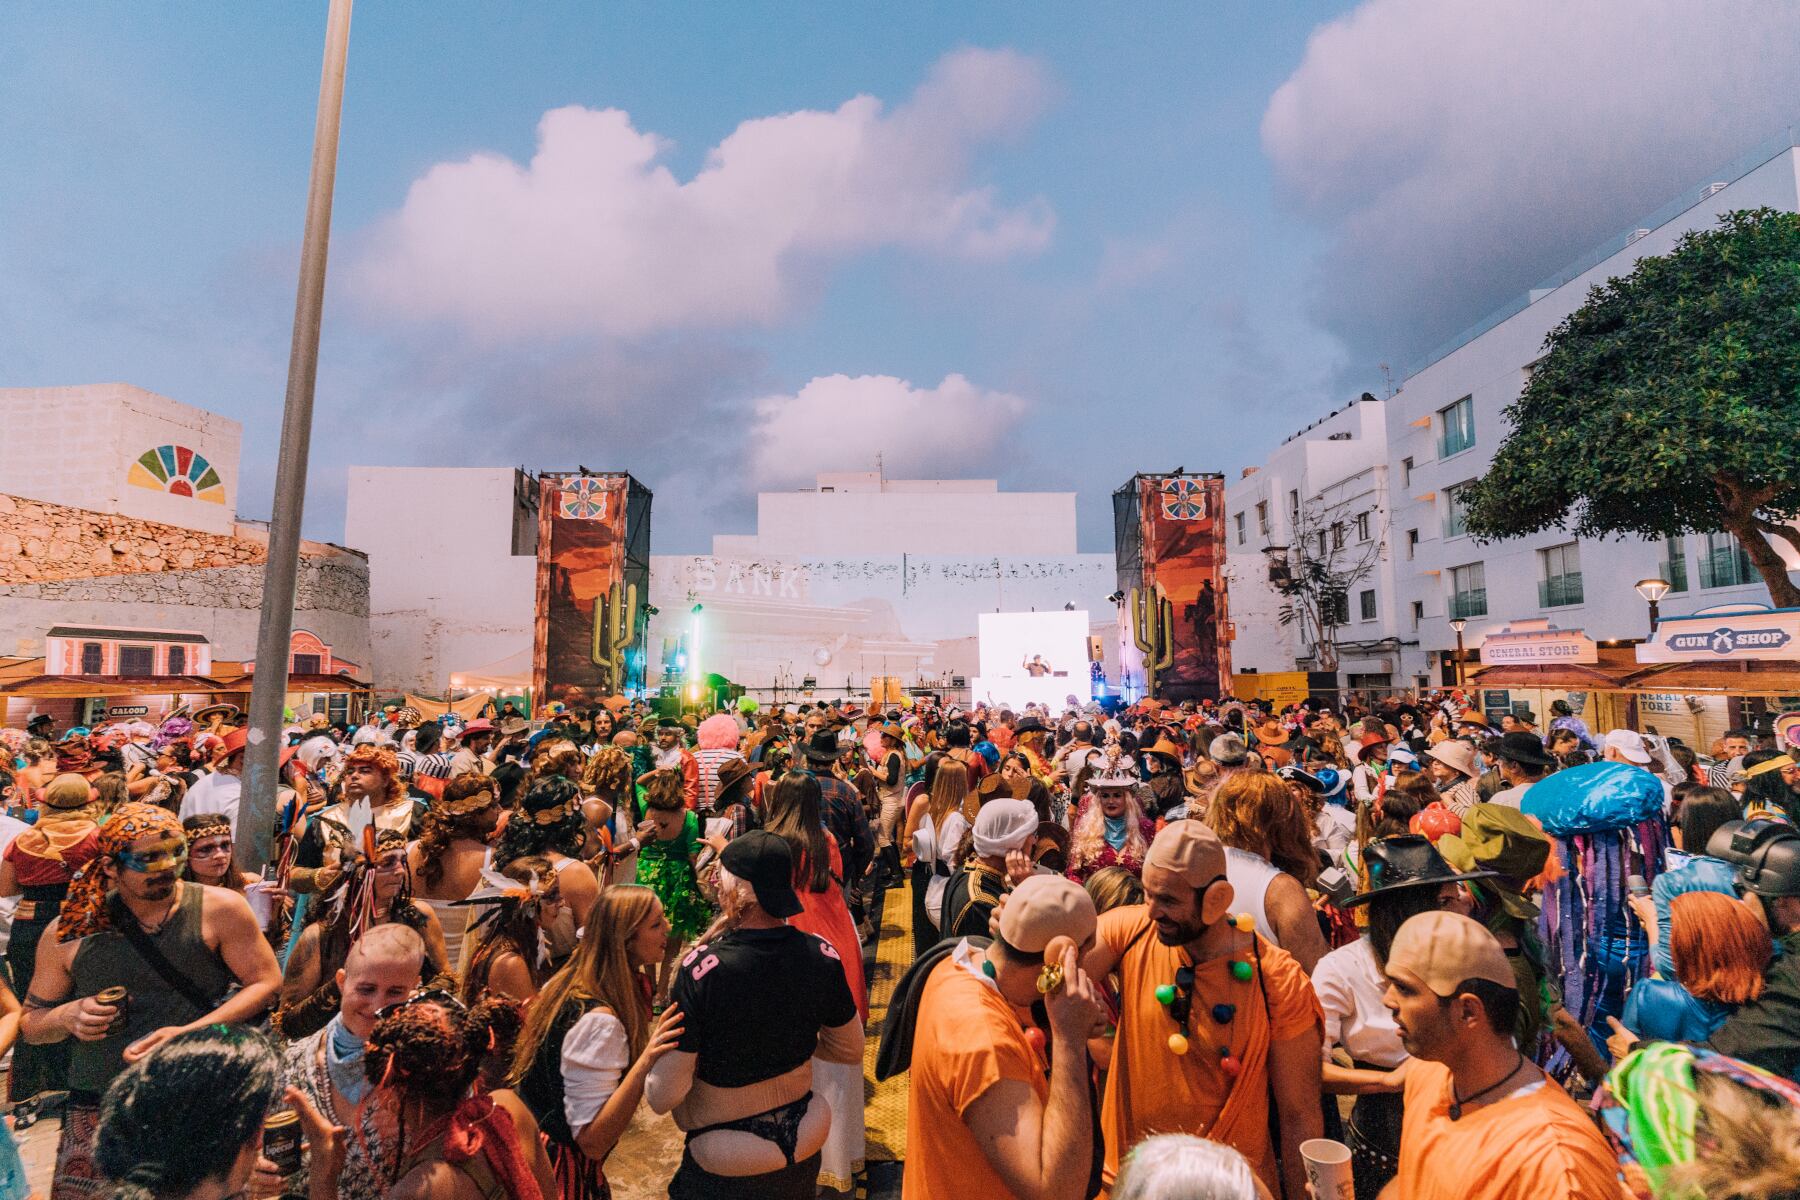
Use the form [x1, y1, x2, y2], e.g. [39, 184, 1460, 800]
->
[670, 925, 857, 1088]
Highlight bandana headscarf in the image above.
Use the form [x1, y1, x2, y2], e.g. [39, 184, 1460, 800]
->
[59, 803, 186, 943]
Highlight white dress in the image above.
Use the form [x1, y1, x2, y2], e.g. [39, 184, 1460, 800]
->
[911, 810, 970, 932]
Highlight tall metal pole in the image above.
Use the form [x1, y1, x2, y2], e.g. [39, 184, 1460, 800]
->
[239, 0, 354, 870]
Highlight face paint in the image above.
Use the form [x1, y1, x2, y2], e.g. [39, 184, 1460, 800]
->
[115, 844, 188, 874]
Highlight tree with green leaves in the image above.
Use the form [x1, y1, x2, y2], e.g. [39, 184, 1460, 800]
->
[1463, 207, 1800, 608]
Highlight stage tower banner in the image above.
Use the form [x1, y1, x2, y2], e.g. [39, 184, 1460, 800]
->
[532, 471, 652, 708]
[1112, 472, 1230, 701]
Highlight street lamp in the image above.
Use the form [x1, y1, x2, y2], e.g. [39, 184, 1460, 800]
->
[1634, 578, 1671, 634]
[1448, 617, 1468, 688]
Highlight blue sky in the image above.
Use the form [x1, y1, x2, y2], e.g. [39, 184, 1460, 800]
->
[6, 2, 1798, 552]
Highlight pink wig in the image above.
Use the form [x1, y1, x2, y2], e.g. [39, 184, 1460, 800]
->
[697, 713, 742, 751]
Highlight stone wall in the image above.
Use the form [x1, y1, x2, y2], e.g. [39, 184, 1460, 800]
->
[0, 558, 369, 617]
[0, 493, 261, 584]
[0, 492, 372, 669]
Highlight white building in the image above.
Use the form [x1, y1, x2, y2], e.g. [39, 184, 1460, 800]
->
[650, 472, 1113, 703]
[344, 467, 539, 696]
[1223, 397, 1404, 688]
[1390, 141, 1800, 684]
[1222, 135, 1800, 693]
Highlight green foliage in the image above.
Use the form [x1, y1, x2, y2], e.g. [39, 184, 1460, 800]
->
[1463, 208, 1800, 552]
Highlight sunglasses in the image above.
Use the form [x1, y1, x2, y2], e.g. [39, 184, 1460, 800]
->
[375, 986, 466, 1022]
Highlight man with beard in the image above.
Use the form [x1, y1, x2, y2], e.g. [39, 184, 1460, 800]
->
[22, 802, 281, 1200]
[1382, 911, 1618, 1200]
[1082, 820, 1322, 1199]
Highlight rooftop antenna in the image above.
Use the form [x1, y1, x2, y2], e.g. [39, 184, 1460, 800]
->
[1379, 363, 1394, 398]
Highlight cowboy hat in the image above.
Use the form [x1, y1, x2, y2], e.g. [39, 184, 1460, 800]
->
[1339, 835, 1496, 907]
[459, 719, 497, 740]
[714, 757, 757, 805]
[1014, 716, 1050, 735]
[193, 702, 240, 724]
[1454, 709, 1490, 729]
[802, 729, 846, 764]
[1142, 736, 1184, 765]
[1490, 731, 1554, 769]
[1254, 719, 1290, 746]
[976, 771, 1034, 803]
[1425, 738, 1480, 780]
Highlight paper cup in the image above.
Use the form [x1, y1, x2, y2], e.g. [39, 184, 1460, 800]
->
[1300, 1137, 1354, 1200]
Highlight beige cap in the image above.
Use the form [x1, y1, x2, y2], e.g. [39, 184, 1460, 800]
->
[1386, 910, 1515, 996]
[1144, 820, 1227, 888]
[999, 874, 1097, 953]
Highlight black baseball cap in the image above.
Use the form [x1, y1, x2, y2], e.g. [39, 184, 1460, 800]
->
[719, 830, 804, 918]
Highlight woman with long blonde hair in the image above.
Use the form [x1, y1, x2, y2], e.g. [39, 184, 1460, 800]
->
[902, 759, 972, 954]
[512, 885, 685, 1200]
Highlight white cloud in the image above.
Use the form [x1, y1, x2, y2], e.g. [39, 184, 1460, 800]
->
[749, 373, 1029, 487]
[1262, 0, 1800, 366]
[350, 47, 1053, 340]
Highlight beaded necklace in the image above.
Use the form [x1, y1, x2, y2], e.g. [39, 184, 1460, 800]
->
[1154, 912, 1258, 1079]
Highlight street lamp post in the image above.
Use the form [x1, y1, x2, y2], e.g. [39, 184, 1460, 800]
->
[238, 0, 354, 872]
[1449, 617, 1468, 688]
[1634, 578, 1672, 635]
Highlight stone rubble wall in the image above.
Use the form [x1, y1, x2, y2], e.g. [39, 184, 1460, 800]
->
[0, 493, 262, 584]
[0, 557, 370, 617]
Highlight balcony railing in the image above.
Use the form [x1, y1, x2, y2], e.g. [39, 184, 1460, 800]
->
[1449, 589, 1488, 620]
[1538, 574, 1584, 608]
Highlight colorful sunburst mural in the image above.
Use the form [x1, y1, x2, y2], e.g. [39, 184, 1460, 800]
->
[127, 445, 225, 503]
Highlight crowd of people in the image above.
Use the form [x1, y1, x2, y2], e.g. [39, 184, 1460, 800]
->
[0, 688, 1796, 1200]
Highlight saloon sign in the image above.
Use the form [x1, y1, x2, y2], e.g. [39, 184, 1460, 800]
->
[1636, 604, 1800, 663]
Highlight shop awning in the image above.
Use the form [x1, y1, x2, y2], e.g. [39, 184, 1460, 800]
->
[1620, 660, 1800, 696]
[1465, 647, 1642, 690]
[0, 670, 231, 699]
[209, 665, 371, 693]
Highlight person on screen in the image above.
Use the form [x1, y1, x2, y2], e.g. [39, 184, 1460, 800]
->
[1023, 655, 1053, 678]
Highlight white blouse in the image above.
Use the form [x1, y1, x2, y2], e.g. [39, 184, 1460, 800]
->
[560, 1009, 631, 1133]
[1311, 939, 1407, 1069]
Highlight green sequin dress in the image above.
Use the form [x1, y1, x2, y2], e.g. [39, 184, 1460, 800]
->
[634, 810, 712, 941]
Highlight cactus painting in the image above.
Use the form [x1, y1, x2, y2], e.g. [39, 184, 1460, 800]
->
[1130, 586, 1176, 697]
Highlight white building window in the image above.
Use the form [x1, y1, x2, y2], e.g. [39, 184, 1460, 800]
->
[1406, 529, 1419, 560]
[1698, 532, 1757, 589]
[1401, 456, 1413, 487]
[1439, 396, 1476, 458]
[1359, 589, 1377, 621]
[1411, 600, 1424, 630]
[1538, 543, 1583, 608]
[1331, 521, 1346, 550]
[1444, 482, 1474, 539]
[1662, 534, 1688, 593]
[1255, 501, 1269, 536]
[1355, 512, 1371, 542]
[1449, 562, 1487, 620]
[1234, 512, 1246, 545]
